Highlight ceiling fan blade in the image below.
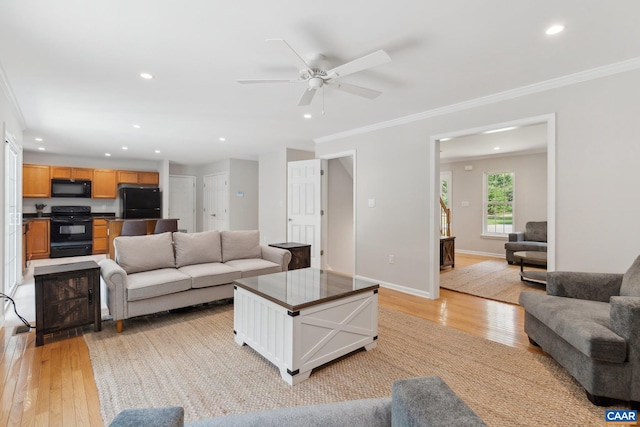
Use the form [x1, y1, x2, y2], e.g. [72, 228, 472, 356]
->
[298, 88, 317, 106]
[266, 39, 312, 73]
[329, 81, 382, 99]
[326, 50, 391, 79]
[237, 79, 301, 84]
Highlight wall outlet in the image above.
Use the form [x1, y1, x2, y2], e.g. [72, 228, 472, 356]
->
[388, 254, 395, 264]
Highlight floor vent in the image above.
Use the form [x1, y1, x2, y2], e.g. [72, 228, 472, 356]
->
[13, 325, 33, 335]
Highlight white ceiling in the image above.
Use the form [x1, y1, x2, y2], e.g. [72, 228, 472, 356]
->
[1, 1, 639, 165]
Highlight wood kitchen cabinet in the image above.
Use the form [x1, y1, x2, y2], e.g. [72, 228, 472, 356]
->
[117, 170, 159, 185]
[27, 219, 50, 260]
[23, 164, 51, 198]
[50, 166, 93, 180]
[92, 218, 108, 254]
[92, 169, 118, 198]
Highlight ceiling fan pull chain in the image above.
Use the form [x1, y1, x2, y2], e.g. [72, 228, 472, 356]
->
[322, 86, 326, 116]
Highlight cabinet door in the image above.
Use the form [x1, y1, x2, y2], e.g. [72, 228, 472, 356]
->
[117, 170, 139, 184]
[27, 219, 50, 260]
[92, 219, 108, 254]
[92, 169, 117, 198]
[50, 166, 72, 179]
[23, 164, 51, 198]
[138, 172, 159, 185]
[72, 168, 94, 180]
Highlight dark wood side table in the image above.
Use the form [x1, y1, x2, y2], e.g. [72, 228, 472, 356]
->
[34, 260, 101, 346]
[440, 236, 455, 269]
[269, 242, 311, 270]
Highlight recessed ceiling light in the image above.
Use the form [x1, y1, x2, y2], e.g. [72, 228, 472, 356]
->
[219, 137, 226, 142]
[303, 114, 312, 119]
[105, 153, 111, 157]
[37, 147, 45, 151]
[35, 137, 43, 142]
[155, 150, 161, 154]
[140, 72, 153, 80]
[494, 147, 501, 151]
[484, 126, 517, 134]
[122, 146, 128, 150]
[546, 24, 565, 35]
[133, 124, 141, 129]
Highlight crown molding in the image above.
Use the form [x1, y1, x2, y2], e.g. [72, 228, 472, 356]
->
[0, 61, 26, 130]
[314, 57, 640, 144]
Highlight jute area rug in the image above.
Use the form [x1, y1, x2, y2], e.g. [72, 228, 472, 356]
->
[84, 303, 613, 426]
[440, 259, 546, 304]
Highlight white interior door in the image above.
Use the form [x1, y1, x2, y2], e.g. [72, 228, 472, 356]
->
[169, 175, 196, 233]
[4, 135, 21, 298]
[203, 172, 229, 231]
[288, 159, 322, 268]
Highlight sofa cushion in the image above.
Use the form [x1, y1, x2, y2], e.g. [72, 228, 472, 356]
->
[115, 232, 175, 274]
[620, 255, 640, 297]
[126, 268, 192, 302]
[524, 221, 547, 242]
[225, 258, 281, 278]
[173, 231, 222, 268]
[221, 230, 261, 262]
[178, 262, 241, 289]
[504, 241, 547, 252]
[519, 292, 627, 363]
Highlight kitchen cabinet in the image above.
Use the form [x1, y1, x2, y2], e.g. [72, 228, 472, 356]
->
[23, 164, 51, 198]
[93, 218, 108, 254]
[92, 169, 118, 199]
[117, 170, 159, 185]
[27, 219, 50, 260]
[50, 166, 93, 180]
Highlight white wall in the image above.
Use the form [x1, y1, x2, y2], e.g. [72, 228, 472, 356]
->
[327, 158, 354, 273]
[228, 159, 258, 230]
[315, 69, 640, 297]
[441, 152, 547, 256]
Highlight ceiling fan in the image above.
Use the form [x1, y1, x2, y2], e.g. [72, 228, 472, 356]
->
[237, 39, 391, 106]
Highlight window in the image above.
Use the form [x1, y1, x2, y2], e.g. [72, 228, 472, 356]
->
[484, 172, 514, 235]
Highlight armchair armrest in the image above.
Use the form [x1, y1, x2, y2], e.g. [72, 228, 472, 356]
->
[610, 296, 640, 398]
[99, 258, 128, 321]
[547, 272, 623, 302]
[260, 245, 292, 271]
[508, 232, 524, 242]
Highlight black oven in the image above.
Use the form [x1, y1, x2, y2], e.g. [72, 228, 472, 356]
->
[50, 206, 93, 258]
[51, 179, 92, 198]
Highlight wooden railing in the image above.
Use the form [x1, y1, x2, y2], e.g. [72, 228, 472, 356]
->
[440, 198, 451, 237]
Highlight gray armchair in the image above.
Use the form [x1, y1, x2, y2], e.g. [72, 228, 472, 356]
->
[504, 221, 547, 265]
[519, 255, 640, 406]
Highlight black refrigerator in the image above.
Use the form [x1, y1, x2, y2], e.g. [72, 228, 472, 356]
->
[120, 187, 162, 219]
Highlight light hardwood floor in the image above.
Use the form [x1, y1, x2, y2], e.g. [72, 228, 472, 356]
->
[0, 254, 543, 426]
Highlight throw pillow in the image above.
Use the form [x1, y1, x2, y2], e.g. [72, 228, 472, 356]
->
[221, 230, 261, 262]
[173, 231, 222, 267]
[115, 232, 175, 274]
[620, 254, 640, 297]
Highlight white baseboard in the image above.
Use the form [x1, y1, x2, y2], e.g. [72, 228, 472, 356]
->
[455, 249, 505, 259]
[355, 275, 434, 299]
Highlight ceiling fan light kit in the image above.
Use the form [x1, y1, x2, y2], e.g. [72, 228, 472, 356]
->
[238, 39, 391, 107]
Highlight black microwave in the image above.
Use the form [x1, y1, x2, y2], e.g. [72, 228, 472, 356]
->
[51, 179, 92, 198]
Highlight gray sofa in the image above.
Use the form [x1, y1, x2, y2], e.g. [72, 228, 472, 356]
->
[504, 221, 547, 265]
[519, 255, 640, 405]
[100, 230, 291, 332]
[108, 376, 487, 427]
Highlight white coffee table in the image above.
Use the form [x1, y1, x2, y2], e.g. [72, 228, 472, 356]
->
[233, 268, 379, 385]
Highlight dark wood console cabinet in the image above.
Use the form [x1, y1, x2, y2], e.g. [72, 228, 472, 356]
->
[34, 260, 101, 346]
[269, 242, 311, 270]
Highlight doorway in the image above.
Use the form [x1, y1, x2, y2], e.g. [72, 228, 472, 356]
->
[169, 175, 196, 233]
[429, 114, 556, 298]
[203, 172, 229, 232]
[4, 134, 21, 299]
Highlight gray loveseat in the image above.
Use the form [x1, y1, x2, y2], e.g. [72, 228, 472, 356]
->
[100, 230, 291, 332]
[504, 221, 547, 265]
[519, 255, 640, 405]
[108, 376, 487, 427]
